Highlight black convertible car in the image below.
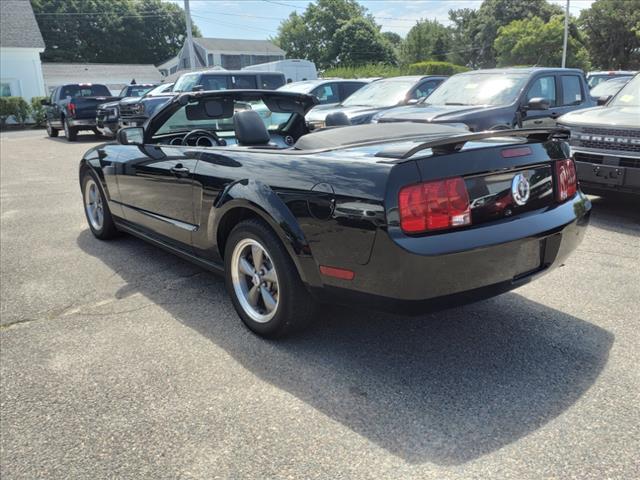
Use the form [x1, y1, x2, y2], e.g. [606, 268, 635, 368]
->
[79, 90, 591, 338]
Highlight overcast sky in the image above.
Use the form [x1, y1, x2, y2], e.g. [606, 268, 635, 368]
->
[170, 0, 595, 39]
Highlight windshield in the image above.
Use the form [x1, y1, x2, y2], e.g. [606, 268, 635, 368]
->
[424, 73, 529, 106]
[278, 82, 316, 94]
[154, 99, 293, 136]
[587, 74, 632, 88]
[342, 80, 416, 107]
[590, 78, 630, 98]
[125, 85, 155, 97]
[145, 83, 174, 96]
[609, 75, 640, 107]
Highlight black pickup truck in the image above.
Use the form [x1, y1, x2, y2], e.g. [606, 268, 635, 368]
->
[42, 83, 119, 141]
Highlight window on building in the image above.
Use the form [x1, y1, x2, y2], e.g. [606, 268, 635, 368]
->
[561, 75, 583, 106]
[207, 53, 214, 66]
[0, 82, 12, 97]
[221, 55, 241, 70]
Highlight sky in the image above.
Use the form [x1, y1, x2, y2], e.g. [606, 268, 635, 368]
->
[169, 0, 596, 39]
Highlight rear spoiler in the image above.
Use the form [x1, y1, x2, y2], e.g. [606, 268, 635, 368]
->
[376, 128, 570, 160]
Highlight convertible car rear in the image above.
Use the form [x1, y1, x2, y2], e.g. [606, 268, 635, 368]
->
[79, 89, 590, 337]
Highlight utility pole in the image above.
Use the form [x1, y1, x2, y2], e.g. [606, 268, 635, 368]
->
[184, 0, 196, 71]
[562, 0, 569, 68]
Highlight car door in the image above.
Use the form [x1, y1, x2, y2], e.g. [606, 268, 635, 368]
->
[115, 143, 199, 248]
[556, 74, 589, 116]
[338, 82, 365, 102]
[521, 75, 563, 127]
[47, 88, 62, 128]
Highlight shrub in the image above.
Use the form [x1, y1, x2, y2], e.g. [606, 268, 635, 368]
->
[0, 96, 30, 127]
[31, 97, 48, 127]
[323, 61, 469, 79]
[406, 61, 470, 76]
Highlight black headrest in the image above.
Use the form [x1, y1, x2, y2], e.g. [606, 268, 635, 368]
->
[325, 111, 351, 126]
[233, 110, 270, 146]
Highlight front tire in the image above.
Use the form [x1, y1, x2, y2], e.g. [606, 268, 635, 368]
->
[224, 219, 316, 338]
[82, 171, 118, 240]
[64, 118, 77, 141]
[46, 121, 59, 137]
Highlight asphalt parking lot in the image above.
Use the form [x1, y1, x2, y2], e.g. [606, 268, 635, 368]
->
[1, 129, 639, 479]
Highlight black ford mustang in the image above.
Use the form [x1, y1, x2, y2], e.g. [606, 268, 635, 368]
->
[79, 89, 591, 338]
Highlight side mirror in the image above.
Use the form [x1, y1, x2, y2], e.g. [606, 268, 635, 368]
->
[117, 127, 144, 145]
[597, 95, 612, 106]
[525, 97, 550, 110]
[407, 98, 420, 105]
[40, 99, 50, 106]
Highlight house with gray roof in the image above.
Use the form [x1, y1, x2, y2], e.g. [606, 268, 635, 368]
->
[159, 37, 285, 78]
[41, 63, 163, 95]
[0, 0, 46, 99]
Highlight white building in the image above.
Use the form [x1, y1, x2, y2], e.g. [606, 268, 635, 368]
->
[0, 0, 46, 100]
[42, 63, 163, 95]
[158, 37, 285, 78]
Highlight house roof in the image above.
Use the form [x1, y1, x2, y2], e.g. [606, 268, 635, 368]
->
[0, 0, 45, 49]
[42, 63, 162, 83]
[193, 38, 285, 55]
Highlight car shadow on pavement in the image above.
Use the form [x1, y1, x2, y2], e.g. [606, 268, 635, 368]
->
[77, 230, 613, 466]
[588, 195, 640, 237]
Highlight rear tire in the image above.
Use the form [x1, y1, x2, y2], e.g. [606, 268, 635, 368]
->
[224, 219, 316, 338]
[46, 121, 59, 137]
[64, 118, 77, 141]
[81, 170, 118, 240]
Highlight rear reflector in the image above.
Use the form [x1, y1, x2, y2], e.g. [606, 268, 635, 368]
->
[501, 146, 532, 158]
[555, 159, 577, 202]
[320, 265, 355, 280]
[399, 177, 471, 233]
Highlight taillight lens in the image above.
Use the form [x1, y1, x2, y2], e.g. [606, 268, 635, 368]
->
[399, 177, 471, 233]
[67, 102, 76, 116]
[555, 159, 577, 202]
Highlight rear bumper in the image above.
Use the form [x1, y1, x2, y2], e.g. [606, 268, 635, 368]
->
[314, 193, 591, 314]
[68, 118, 96, 129]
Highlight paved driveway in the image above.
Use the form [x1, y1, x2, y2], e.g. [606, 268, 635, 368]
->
[1, 130, 639, 479]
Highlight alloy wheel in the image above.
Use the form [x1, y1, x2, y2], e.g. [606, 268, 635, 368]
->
[84, 178, 104, 231]
[230, 238, 279, 323]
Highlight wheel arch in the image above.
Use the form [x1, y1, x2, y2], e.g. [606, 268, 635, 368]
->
[212, 181, 320, 287]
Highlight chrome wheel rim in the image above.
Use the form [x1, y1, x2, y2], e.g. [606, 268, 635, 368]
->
[231, 238, 279, 323]
[84, 178, 104, 231]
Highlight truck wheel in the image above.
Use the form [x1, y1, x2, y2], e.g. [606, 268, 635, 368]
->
[63, 118, 78, 141]
[46, 121, 59, 137]
[81, 170, 118, 240]
[225, 219, 316, 338]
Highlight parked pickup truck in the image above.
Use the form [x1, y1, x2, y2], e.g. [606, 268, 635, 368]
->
[558, 74, 640, 197]
[43, 83, 119, 141]
[374, 68, 595, 131]
[96, 83, 158, 137]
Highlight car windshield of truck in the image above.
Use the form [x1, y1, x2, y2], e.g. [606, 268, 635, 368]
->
[61, 84, 111, 98]
[341, 80, 416, 107]
[589, 78, 630, 98]
[423, 73, 529, 106]
[609, 75, 639, 107]
[126, 85, 155, 97]
[154, 99, 293, 136]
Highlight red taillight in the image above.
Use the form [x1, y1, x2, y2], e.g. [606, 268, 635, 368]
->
[399, 177, 471, 233]
[555, 159, 577, 202]
[67, 102, 76, 116]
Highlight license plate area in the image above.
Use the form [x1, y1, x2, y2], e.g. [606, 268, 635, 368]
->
[579, 163, 626, 186]
[513, 239, 542, 277]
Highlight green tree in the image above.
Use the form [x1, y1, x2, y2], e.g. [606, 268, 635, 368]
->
[274, 0, 394, 69]
[494, 16, 590, 70]
[333, 18, 396, 66]
[449, 0, 562, 68]
[31, 0, 201, 64]
[401, 19, 452, 64]
[381, 31, 402, 48]
[579, 0, 640, 69]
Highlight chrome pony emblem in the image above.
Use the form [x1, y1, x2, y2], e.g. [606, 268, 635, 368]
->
[511, 173, 530, 206]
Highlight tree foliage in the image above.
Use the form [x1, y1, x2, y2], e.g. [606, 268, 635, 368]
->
[579, 0, 640, 69]
[494, 16, 590, 70]
[274, 0, 393, 69]
[31, 0, 201, 64]
[401, 19, 452, 65]
[448, 0, 562, 68]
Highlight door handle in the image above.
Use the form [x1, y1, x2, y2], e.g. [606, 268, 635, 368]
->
[170, 165, 190, 174]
